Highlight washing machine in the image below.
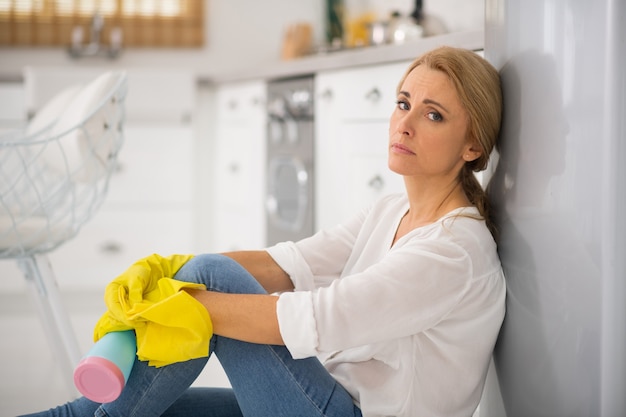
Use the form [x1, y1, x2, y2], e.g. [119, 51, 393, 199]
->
[265, 76, 315, 245]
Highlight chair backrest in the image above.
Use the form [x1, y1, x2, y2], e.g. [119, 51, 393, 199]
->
[25, 83, 83, 137]
[0, 71, 128, 258]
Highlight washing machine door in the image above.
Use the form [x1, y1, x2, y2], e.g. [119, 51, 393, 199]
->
[266, 156, 310, 233]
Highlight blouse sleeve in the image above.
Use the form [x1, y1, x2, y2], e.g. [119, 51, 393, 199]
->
[266, 207, 368, 290]
[276, 237, 474, 359]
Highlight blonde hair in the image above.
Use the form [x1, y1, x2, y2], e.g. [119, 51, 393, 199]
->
[398, 46, 503, 238]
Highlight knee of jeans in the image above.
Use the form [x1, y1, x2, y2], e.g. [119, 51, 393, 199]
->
[174, 254, 266, 295]
[173, 253, 228, 284]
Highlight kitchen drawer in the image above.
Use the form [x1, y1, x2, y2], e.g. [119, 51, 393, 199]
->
[316, 120, 404, 229]
[214, 125, 261, 205]
[339, 119, 390, 157]
[47, 208, 194, 290]
[316, 61, 410, 121]
[105, 124, 194, 206]
[340, 122, 404, 207]
[346, 154, 403, 219]
[215, 80, 266, 123]
[213, 205, 265, 252]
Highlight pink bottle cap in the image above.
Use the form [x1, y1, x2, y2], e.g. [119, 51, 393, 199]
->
[73, 356, 125, 403]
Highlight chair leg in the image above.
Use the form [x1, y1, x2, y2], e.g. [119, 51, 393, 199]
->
[18, 255, 81, 399]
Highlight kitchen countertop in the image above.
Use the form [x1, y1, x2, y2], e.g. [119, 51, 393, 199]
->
[0, 30, 483, 85]
[211, 29, 484, 84]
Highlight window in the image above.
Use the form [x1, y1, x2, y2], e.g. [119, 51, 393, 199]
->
[0, 0, 204, 47]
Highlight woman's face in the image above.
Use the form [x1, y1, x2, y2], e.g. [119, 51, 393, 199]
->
[388, 65, 478, 180]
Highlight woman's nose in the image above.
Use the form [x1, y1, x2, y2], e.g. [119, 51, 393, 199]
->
[394, 112, 415, 136]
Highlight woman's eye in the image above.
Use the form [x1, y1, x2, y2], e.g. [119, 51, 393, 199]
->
[427, 111, 443, 122]
[396, 100, 409, 111]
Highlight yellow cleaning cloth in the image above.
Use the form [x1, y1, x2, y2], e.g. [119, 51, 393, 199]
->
[94, 253, 213, 367]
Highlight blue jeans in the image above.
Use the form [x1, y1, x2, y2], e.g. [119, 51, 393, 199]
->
[21, 254, 362, 417]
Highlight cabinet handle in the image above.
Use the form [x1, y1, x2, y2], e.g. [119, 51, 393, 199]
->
[320, 89, 333, 100]
[251, 96, 264, 107]
[99, 241, 123, 254]
[368, 174, 384, 190]
[365, 87, 381, 102]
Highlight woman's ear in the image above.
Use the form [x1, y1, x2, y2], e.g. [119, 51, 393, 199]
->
[463, 144, 483, 162]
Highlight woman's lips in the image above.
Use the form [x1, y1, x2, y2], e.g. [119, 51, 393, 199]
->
[391, 143, 415, 155]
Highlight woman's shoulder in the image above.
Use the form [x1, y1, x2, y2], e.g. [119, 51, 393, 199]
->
[433, 208, 499, 265]
[400, 206, 495, 251]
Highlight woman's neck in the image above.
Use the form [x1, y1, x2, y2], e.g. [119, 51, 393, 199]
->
[392, 179, 469, 246]
[404, 178, 469, 224]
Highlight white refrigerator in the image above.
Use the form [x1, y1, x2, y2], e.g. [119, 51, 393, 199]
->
[481, 0, 626, 416]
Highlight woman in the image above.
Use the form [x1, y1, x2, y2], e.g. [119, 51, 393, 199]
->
[23, 45, 505, 417]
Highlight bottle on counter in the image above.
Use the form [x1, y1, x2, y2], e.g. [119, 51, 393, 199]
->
[325, 0, 345, 49]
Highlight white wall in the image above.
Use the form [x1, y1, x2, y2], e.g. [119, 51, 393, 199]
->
[0, 0, 483, 80]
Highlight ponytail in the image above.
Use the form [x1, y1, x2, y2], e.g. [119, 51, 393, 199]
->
[460, 165, 498, 241]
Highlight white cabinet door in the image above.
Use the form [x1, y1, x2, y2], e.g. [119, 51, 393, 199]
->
[315, 62, 410, 230]
[47, 208, 194, 289]
[212, 80, 266, 251]
[46, 123, 195, 290]
[106, 125, 194, 205]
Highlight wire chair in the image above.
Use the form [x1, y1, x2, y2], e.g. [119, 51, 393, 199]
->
[0, 71, 127, 397]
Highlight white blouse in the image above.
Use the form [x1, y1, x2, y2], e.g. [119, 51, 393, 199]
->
[268, 193, 506, 417]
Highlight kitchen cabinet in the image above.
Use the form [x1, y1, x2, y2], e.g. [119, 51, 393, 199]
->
[45, 123, 195, 290]
[315, 61, 410, 230]
[212, 80, 267, 251]
[0, 69, 198, 292]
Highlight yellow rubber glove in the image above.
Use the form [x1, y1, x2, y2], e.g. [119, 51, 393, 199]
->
[94, 253, 213, 367]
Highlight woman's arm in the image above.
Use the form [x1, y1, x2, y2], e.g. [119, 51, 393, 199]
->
[221, 250, 294, 294]
[190, 215, 362, 346]
[182, 251, 292, 346]
[186, 289, 284, 345]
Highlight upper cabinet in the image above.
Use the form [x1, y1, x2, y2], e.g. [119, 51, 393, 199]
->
[315, 61, 410, 230]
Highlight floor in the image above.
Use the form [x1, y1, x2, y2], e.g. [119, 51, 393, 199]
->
[0, 287, 230, 417]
